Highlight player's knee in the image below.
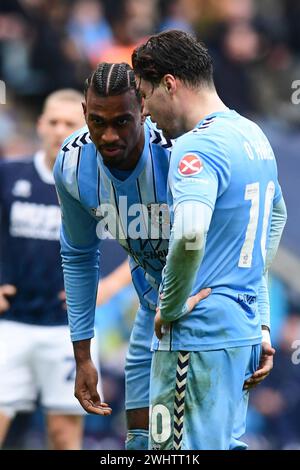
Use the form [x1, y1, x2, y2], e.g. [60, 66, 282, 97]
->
[125, 429, 149, 450]
[47, 415, 82, 450]
[0, 410, 13, 447]
[48, 428, 70, 450]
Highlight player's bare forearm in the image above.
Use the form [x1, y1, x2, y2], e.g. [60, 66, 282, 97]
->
[73, 339, 112, 416]
[73, 338, 93, 364]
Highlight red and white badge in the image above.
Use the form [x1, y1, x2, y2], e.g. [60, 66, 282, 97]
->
[178, 153, 203, 177]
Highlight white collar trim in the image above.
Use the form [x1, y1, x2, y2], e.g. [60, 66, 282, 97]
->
[33, 151, 54, 185]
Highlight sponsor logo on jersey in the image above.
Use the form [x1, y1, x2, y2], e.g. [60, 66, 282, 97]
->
[237, 293, 257, 305]
[10, 201, 61, 240]
[12, 180, 32, 198]
[147, 202, 170, 228]
[178, 154, 203, 177]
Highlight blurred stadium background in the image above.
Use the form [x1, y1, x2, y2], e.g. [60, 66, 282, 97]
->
[0, 0, 299, 450]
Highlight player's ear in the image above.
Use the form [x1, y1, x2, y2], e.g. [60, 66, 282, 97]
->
[162, 74, 176, 95]
[140, 98, 146, 124]
[82, 101, 87, 122]
[36, 115, 44, 138]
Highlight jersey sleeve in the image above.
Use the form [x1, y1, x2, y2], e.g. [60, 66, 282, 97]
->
[257, 273, 270, 329]
[265, 196, 287, 273]
[169, 132, 231, 210]
[54, 152, 100, 342]
[273, 180, 283, 206]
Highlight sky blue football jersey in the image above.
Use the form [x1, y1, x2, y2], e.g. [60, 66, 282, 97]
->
[54, 119, 172, 341]
[154, 110, 283, 351]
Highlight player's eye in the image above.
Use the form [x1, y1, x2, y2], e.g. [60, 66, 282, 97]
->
[91, 117, 105, 125]
[117, 118, 129, 126]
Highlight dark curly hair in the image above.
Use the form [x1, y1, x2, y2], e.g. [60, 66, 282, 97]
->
[132, 30, 214, 89]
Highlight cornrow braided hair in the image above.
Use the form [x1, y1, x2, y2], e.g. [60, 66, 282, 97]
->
[84, 62, 142, 102]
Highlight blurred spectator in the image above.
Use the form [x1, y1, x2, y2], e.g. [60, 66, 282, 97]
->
[250, 314, 300, 449]
[214, 0, 255, 22]
[282, 0, 300, 53]
[0, 0, 92, 102]
[67, 0, 112, 64]
[94, 0, 158, 65]
[209, 20, 262, 115]
[159, 0, 195, 33]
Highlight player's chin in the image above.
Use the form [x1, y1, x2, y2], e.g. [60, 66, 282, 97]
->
[161, 126, 176, 139]
[102, 153, 125, 168]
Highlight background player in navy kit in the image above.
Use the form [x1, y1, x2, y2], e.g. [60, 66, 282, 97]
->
[0, 89, 88, 449]
[133, 30, 287, 449]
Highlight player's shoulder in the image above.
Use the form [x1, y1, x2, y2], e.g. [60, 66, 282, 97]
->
[177, 109, 257, 154]
[60, 125, 92, 153]
[145, 117, 174, 151]
[175, 114, 229, 159]
[0, 156, 34, 175]
[54, 126, 95, 180]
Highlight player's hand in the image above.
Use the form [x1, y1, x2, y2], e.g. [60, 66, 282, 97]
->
[185, 288, 211, 313]
[0, 284, 17, 313]
[75, 360, 112, 416]
[154, 308, 165, 340]
[155, 287, 211, 340]
[243, 342, 275, 391]
[58, 290, 67, 310]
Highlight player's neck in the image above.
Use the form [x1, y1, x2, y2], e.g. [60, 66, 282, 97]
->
[44, 152, 55, 171]
[116, 126, 145, 171]
[181, 88, 228, 133]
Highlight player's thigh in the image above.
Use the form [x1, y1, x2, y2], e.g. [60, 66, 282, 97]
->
[230, 343, 261, 450]
[150, 347, 254, 450]
[34, 325, 85, 414]
[0, 321, 36, 415]
[125, 307, 154, 415]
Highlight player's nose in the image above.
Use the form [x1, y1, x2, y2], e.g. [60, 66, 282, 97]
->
[55, 124, 70, 141]
[142, 102, 151, 119]
[101, 126, 119, 143]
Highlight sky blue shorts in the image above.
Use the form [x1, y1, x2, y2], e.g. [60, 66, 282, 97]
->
[149, 344, 261, 450]
[125, 307, 154, 410]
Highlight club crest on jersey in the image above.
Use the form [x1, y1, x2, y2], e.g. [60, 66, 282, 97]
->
[178, 154, 203, 177]
[147, 202, 170, 228]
